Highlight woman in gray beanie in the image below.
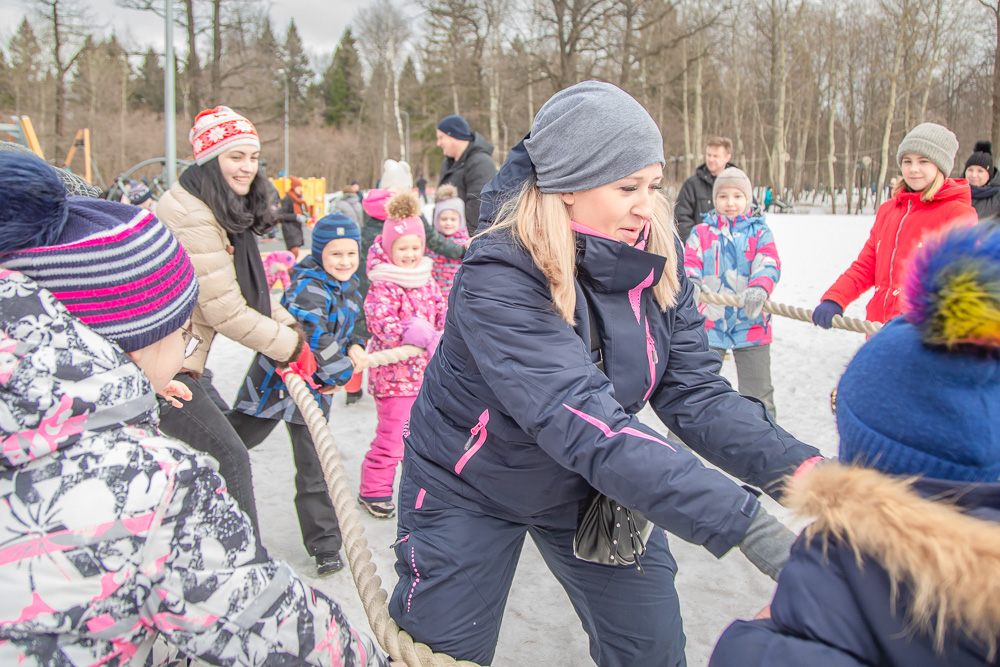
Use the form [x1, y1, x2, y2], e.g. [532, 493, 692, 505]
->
[387, 81, 821, 666]
[811, 122, 977, 328]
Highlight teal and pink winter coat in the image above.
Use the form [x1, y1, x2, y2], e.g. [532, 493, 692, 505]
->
[684, 210, 781, 349]
[0, 269, 386, 667]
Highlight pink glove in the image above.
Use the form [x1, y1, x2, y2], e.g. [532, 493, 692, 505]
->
[401, 318, 442, 355]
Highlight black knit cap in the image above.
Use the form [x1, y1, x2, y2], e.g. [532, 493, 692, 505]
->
[964, 140, 994, 178]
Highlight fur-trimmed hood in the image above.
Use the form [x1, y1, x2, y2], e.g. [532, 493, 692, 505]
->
[786, 463, 1000, 658]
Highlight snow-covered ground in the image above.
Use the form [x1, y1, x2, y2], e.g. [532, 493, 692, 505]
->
[214, 213, 875, 666]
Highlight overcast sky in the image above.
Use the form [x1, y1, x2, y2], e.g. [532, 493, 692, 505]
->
[2, 0, 377, 65]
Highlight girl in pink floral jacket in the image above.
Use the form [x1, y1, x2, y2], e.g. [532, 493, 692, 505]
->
[361, 193, 446, 518]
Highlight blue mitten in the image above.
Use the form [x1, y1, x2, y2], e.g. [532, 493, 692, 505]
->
[811, 300, 843, 329]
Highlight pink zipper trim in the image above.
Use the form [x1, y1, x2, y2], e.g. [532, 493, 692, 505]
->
[415, 488, 426, 509]
[563, 404, 676, 451]
[454, 410, 491, 474]
[643, 320, 657, 401]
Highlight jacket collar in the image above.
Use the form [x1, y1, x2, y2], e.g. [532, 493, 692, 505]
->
[575, 226, 665, 294]
[788, 463, 1000, 653]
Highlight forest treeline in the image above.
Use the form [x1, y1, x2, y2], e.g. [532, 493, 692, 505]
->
[1, 0, 998, 211]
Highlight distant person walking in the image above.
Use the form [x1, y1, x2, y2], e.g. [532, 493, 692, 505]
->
[416, 172, 428, 203]
[436, 114, 496, 234]
[674, 136, 737, 241]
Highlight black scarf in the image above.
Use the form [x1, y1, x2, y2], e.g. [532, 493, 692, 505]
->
[179, 166, 271, 316]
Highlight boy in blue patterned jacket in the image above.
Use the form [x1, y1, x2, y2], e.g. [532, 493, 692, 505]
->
[230, 213, 368, 576]
[683, 167, 781, 418]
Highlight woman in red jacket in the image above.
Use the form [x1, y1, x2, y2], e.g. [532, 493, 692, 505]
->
[812, 123, 976, 327]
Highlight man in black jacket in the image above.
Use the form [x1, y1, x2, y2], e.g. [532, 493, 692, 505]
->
[436, 114, 497, 234]
[674, 136, 736, 241]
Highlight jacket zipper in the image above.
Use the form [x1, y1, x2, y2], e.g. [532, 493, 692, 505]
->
[454, 409, 490, 474]
[883, 201, 912, 315]
[643, 320, 657, 401]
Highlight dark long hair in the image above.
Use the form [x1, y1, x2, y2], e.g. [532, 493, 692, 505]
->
[178, 158, 275, 234]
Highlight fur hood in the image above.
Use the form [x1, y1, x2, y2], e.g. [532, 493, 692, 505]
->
[787, 463, 1000, 658]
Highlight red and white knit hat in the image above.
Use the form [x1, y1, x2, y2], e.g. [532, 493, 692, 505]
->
[189, 106, 260, 165]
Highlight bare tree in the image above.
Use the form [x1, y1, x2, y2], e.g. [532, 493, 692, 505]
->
[356, 0, 411, 161]
[32, 0, 94, 155]
[979, 0, 1000, 150]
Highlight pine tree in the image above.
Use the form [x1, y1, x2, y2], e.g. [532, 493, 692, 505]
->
[133, 47, 164, 112]
[319, 27, 362, 127]
[8, 18, 44, 115]
[282, 19, 312, 122]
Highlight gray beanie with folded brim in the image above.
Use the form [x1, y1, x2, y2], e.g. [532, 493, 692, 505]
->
[896, 122, 959, 177]
[524, 81, 664, 193]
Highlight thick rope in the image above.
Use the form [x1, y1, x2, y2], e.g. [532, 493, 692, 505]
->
[284, 364, 479, 667]
[697, 291, 882, 335]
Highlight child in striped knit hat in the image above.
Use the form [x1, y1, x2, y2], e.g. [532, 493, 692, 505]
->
[0, 152, 388, 666]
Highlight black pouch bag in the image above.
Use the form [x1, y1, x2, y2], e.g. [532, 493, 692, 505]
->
[573, 491, 654, 571]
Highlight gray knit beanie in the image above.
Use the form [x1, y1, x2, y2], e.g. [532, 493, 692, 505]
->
[713, 167, 753, 215]
[896, 123, 959, 177]
[523, 81, 664, 193]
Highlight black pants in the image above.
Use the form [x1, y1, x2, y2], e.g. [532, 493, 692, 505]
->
[227, 410, 342, 556]
[157, 372, 260, 533]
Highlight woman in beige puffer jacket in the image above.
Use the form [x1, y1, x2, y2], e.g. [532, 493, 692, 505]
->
[156, 106, 307, 532]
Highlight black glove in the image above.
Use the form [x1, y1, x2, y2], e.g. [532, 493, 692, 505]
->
[811, 300, 843, 329]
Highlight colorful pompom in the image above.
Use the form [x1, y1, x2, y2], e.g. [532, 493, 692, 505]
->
[904, 225, 1000, 348]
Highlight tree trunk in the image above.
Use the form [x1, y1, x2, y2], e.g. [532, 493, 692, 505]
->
[185, 0, 202, 123]
[682, 39, 691, 173]
[828, 88, 837, 215]
[693, 42, 703, 160]
[876, 27, 904, 208]
[211, 0, 222, 100]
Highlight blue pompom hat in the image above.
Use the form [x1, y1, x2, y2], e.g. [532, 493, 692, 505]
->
[835, 224, 1000, 482]
[311, 213, 361, 265]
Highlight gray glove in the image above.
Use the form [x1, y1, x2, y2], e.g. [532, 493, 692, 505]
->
[739, 286, 768, 319]
[689, 278, 703, 304]
[738, 505, 796, 582]
[296, 213, 309, 224]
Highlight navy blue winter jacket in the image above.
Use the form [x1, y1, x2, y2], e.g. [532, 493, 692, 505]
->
[409, 137, 819, 557]
[710, 464, 1000, 666]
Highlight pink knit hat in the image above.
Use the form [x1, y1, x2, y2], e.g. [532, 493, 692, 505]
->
[189, 106, 260, 165]
[380, 192, 425, 256]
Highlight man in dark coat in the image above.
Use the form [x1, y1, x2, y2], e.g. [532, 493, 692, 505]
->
[436, 114, 497, 234]
[674, 136, 736, 242]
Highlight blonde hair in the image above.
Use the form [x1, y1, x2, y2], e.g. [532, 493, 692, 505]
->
[485, 182, 680, 325]
[893, 165, 946, 203]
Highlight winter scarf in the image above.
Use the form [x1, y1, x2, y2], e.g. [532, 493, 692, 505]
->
[288, 188, 308, 215]
[368, 253, 434, 288]
[180, 163, 271, 316]
[971, 184, 1000, 201]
